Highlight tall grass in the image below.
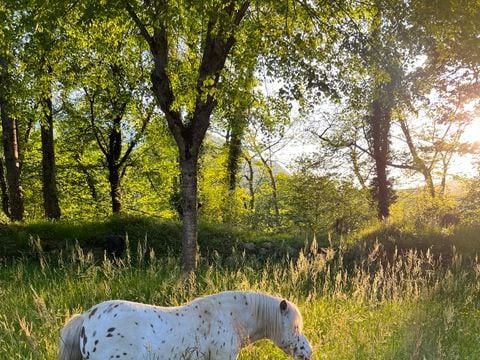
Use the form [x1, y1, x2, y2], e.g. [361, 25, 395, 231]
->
[1, 239, 480, 359]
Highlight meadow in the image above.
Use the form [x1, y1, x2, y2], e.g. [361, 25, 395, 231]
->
[1, 221, 480, 360]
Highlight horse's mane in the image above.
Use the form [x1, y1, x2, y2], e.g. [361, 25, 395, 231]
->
[244, 292, 303, 343]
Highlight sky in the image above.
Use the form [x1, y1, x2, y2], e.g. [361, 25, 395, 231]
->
[274, 113, 480, 187]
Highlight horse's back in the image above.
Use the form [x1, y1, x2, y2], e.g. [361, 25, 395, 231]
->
[79, 299, 226, 359]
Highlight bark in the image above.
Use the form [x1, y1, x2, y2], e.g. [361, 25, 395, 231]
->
[180, 156, 199, 273]
[0, 157, 10, 217]
[370, 98, 391, 220]
[243, 154, 255, 210]
[107, 111, 123, 214]
[226, 123, 244, 191]
[439, 149, 455, 196]
[108, 164, 122, 214]
[41, 93, 61, 219]
[0, 55, 24, 221]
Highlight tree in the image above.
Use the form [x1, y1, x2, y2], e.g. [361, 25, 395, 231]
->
[386, 0, 480, 199]
[62, 12, 155, 215]
[245, 94, 292, 228]
[0, 4, 24, 221]
[27, 3, 64, 220]
[125, 0, 251, 274]
[285, 166, 374, 237]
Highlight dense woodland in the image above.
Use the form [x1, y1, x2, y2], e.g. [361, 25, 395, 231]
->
[0, 0, 479, 273]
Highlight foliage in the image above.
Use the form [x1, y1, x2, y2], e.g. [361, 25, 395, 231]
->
[390, 188, 457, 226]
[282, 169, 374, 236]
[460, 166, 480, 224]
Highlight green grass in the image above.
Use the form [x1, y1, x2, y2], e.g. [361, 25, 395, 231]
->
[1, 234, 480, 359]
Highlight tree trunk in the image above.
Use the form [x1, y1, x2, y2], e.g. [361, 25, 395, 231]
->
[41, 94, 61, 220]
[439, 151, 454, 196]
[107, 113, 123, 215]
[180, 155, 199, 273]
[262, 157, 280, 226]
[0, 55, 23, 221]
[108, 163, 122, 214]
[0, 157, 10, 217]
[243, 154, 255, 210]
[226, 121, 244, 191]
[370, 98, 391, 220]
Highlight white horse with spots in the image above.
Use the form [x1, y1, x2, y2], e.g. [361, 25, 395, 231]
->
[58, 291, 312, 360]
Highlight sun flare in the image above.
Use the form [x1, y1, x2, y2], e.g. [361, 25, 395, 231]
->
[449, 118, 480, 176]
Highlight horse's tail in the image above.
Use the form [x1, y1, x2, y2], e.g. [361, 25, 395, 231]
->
[58, 314, 84, 360]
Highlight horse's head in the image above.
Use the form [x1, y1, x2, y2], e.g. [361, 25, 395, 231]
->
[276, 299, 313, 360]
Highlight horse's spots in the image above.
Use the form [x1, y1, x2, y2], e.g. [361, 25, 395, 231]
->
[80, 326, 88, 355]
[107, 327, 115, 332]
[106, 333, 113, 337]
[88, 307, 98, 319]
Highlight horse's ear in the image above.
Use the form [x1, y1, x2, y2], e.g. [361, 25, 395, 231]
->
[280, 300, 288, 312]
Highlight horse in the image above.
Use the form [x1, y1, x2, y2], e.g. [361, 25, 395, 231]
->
[58, 291, 313, 360]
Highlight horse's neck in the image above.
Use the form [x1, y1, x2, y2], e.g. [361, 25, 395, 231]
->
[234, 294, 277, 344]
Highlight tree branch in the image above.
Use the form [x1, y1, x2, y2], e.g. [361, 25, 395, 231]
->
[84, 88, 108, 158]
[123, 0, 154, 47]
